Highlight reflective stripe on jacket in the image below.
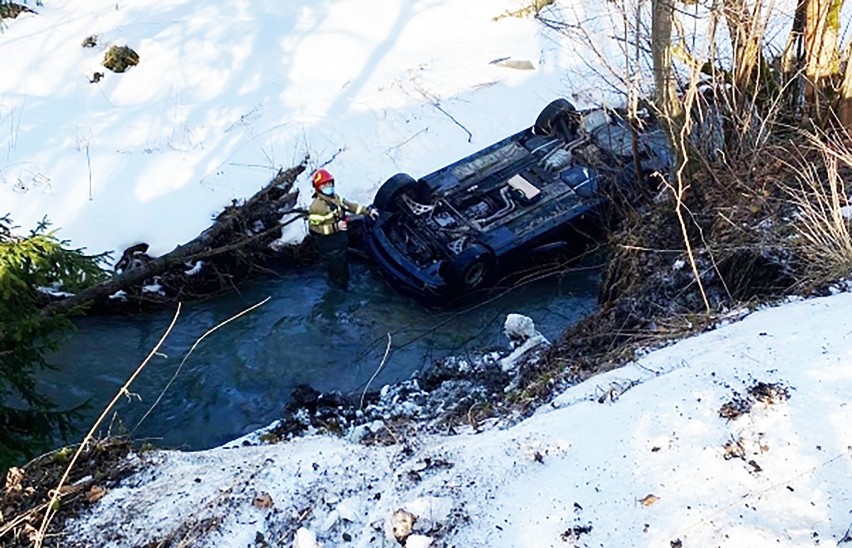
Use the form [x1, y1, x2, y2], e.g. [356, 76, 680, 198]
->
[308, 194, 368, 235]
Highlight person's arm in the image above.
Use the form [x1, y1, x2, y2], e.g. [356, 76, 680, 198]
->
[342, 197, 379, 220]
[341, 197, 369, 216]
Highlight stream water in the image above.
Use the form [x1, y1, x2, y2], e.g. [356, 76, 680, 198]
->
[42, 261, 600, 450]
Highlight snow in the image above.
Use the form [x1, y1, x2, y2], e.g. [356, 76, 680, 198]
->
[1, 0, 600, 259]
[3, 0, 852, 546]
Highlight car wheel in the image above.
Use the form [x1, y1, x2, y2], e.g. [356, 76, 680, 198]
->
[447, 243, 495, 292]
[373, 173, 423, 212]
[534, 98, 577, 138]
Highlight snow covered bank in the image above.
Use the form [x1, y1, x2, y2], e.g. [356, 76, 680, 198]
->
[1, 0, 585, 258]
[63, 291, 852, 547]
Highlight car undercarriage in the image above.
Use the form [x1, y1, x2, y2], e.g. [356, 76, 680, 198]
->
[363, 99, 671, 302]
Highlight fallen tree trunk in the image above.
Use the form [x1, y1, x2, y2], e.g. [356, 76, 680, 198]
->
[45, 161, 308, 316]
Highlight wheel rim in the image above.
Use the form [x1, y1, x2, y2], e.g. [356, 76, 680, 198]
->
[464, 262, 486, 287]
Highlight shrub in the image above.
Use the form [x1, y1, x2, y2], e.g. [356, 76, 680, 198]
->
[0, 215, 109, 474]
[780, 134, 852, 289]
[103, 45, 139, 73]
[0, 1, 37, 21]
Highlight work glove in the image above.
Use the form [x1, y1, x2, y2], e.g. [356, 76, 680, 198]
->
[369, 208, 380, 220]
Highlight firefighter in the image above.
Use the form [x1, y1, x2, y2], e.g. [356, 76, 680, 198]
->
[308, 168, 378, 289]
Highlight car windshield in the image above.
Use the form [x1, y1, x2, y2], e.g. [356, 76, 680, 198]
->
[592, 124, 636, 158]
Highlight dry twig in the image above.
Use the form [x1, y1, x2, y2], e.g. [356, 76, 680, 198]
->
[34, 304, 183, 547]
[360, 333, 393, 411]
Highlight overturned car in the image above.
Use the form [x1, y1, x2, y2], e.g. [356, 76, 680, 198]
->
[362, 98, 672, 304]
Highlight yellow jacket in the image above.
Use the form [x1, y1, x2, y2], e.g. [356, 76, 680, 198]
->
[308, 193, 369, 235]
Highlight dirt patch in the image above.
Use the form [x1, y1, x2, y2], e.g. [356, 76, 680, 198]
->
[718, 393, 753, 420]
[748, 381, 790, 404]
[142, 516, 222, 548]
[0, 438, 139, 546]
[722, 436, 747, 460]
[719, 381, 791, 420]
[561, 523, 593, 545]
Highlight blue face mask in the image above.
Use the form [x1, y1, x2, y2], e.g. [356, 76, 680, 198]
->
[321, 185, 334, 196]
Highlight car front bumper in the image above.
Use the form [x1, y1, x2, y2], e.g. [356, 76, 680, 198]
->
[362, 223, 449, 304]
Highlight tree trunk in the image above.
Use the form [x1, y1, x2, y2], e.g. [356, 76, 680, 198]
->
[44, 162, 306, 315]
[651, 0, 711, 314]
[780, 1, 808, 113]
[803, 0, 844, 123]
[840, 46, 852, 128]
[723, 0, 766, 94]
[651, 0, 685, 164]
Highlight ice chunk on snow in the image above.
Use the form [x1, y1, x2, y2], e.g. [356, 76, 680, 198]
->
[501, 314, 549, 372]
[406, 535, 434, 547]
[293, 527, 321, 548]
[404, 496, 453, 532]
[337, 496, 361, 522]
[504, 313, 538, 342]
[184, 260, 204, 276]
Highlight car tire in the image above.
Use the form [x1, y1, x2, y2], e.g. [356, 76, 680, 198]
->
[373, 173, 421, 212]
[447, 243, 495, 292]
[560, 166, 601, 199]
[534, 98, 577, 138]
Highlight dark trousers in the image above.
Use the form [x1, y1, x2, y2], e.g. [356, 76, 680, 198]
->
[313, 231, 350, 289]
